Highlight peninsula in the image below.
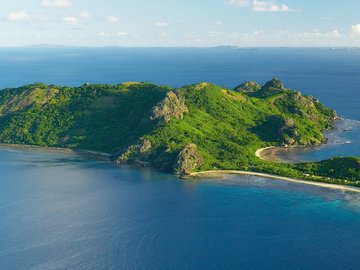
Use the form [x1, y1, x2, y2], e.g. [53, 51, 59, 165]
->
[0, 79, 359, 186]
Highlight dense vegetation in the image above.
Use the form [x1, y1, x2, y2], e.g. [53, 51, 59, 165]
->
[0, 79, 358, 185]
[296, 157, 360, 182]
[0, 82, 169, 153]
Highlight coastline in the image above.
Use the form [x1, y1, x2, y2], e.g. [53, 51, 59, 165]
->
[255, 146, 299, 163]
[0, 143, 112, 161]
[255, 146, 281, 162]
[190, 170, 360, 193]
[0, 143, 358, 194]
[255, 118, 360, 163]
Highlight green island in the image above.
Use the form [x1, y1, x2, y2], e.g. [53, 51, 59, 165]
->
[0, 78, 359, 187]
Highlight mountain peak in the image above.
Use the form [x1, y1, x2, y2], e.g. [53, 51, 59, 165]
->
[262, 78, 284, 91]
[234, 81, 261, 93]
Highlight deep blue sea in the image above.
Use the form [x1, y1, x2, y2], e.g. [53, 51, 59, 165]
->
[0, 48, 360, 269]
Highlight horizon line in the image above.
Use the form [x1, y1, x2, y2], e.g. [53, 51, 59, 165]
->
[0, 45, 360, 49]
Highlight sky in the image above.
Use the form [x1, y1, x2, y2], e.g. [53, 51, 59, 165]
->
[0, 0, 360, 47]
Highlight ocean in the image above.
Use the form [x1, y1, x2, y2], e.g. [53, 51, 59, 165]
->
[0, 47, 360, 269]
[1, 47, 359, 120]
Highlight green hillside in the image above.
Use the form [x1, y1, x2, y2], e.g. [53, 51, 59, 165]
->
[0, 82, 169, 153]
[0, 79, 358, 185]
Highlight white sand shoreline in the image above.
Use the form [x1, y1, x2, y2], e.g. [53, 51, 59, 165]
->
[1, 143, 358, 193]
[255, 146, 276, 159]
[190, 170, 360, 193]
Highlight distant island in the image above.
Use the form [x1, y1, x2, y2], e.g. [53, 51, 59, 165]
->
[0, 78, 359, 187]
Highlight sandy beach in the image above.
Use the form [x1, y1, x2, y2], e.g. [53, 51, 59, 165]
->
[255, 145, 321, 163]
[255, 146, 297, 163]
[1, 143, 358, 193]
[255, 146, 281, 162]
[190, 170, 360, 193]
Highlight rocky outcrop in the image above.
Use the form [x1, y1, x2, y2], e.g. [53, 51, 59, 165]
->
[262, 78, 284, 91]
[150, 91, 189, 123]
[277, 91, 336, 125]
[290, 92, 319, 122]
[115, 138, 153, 164]
[174, 143, 203, 176]
[234, 81, 261, 93]
[278, 118, 297, 145]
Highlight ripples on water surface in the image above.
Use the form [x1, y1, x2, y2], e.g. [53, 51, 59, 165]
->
[1, 149, 360, 270]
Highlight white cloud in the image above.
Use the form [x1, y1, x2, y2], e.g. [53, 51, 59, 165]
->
[63, 16, 78, 24]
[7, 11, 33, 22]
[351, 24, 360, 35]
[297, 30, 341, 39]
[80, 11, 90, 18]
[228, 0, 296, 12]
[107, 16, 119, 23]
[117, 32, 129, 37]
[39, 0, 73, 8]
[327, 29, 341, 38]
[253, 30, 264, 35]
[207, 31, 223, 37]
[98, 32, 132, 38]
[252, 0, 292, 12]
[155, 22, 168, 27]
[227, 0, 249, 6]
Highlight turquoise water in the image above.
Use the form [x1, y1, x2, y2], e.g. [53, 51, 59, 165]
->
[0, 48, 360, 269]
[1, 149, 360, 270]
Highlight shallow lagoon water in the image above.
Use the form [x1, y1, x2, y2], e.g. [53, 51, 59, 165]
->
[1, 149, 360, 270]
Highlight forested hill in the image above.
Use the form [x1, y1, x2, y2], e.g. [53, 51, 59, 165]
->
[0, 78, 358, 184]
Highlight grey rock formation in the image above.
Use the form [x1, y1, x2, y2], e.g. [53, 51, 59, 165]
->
[115, 138, 153, 164]
[174, 143, 203, 176]
[234, 81, 261, 93]
[150, 91, 189, 123]
[262, 78, 284, 91]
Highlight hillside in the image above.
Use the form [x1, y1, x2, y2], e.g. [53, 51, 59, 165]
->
[0, 79, 358, 185]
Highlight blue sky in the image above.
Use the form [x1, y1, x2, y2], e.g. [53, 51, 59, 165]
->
[1, 0, 360, 47]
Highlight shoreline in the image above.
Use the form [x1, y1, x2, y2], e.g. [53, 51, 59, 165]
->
[255, 146, 281, 162]
[0, 143, 112, 161]
[1, 143, 358, 194]
[255, 118, 360, 163]
[190, 170, 360, 193]
[255, 146, 299, 163]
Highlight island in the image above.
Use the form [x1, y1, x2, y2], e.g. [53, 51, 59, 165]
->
[0, 78, 359, 187]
